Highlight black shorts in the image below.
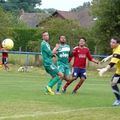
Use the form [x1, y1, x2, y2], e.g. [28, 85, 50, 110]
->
[72, 67, 86, 79]
[2, 58, 8, 64]
[111, 74, 120, 84]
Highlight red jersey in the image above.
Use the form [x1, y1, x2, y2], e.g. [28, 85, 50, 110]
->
[2, 51, 8, 58]
[0, 48, 8, 58]
[72, 46, 93, 68]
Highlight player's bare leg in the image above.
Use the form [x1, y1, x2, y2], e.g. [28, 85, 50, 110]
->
[62, 76, 76, 93]
[72, 77, 85, 94]
[4, 64, 9, 71]
[56, 76, 70, 94]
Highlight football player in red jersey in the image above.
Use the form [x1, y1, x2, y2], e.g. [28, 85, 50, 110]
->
[62, 37, 99, 94]
[0, 44, 9, 71]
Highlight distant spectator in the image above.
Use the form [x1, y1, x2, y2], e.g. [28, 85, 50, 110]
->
[0, 43, 9, 71]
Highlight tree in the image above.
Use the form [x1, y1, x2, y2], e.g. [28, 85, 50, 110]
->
[71, 2, 91, 12]
[42, 8, 56, 15]
[0, 0, 41, 12]
[91, 0, 120, 54]
[0, 7, 27, 43]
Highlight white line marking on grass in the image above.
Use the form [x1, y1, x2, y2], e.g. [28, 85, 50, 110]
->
[0, 107, 113, 120]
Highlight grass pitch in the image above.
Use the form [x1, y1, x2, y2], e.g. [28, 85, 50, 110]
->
[0, 66, 120, 120]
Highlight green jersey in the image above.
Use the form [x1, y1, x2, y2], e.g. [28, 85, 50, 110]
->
[41, 40, 53, 66]
[56, 44, 70, 65]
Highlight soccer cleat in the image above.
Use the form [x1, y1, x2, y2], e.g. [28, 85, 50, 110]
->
[45, 92, 55, 95]
[112, 100, 120, 106]
[55, 91, 61, 95]
[62, 88, 66, 93]
[72, 91, 77, 94]
[48, 92, 55, 95]
[46, 86, 55, 95]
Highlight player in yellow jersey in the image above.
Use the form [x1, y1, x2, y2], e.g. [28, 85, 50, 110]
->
[98, 37, 120, 106]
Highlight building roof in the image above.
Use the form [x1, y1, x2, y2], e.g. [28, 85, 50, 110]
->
[19, 8, 93, 28]
[52, 8, 93, 27]
[19, 11, 49, 27]
[52, 10, 78, 20]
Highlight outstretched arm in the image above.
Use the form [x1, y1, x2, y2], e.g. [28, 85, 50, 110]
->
[92, 58, 99, 64]
[97, 62, 115, 76]
[101, 55, 112, 62]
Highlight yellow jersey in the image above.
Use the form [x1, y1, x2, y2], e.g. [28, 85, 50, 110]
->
[110, 45, 120, 75]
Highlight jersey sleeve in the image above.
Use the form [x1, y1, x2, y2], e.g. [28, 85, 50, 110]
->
[110, 53, 120, 64]
[110, 47, 120, 63]
[41, 43, 53, 56]
[72, 47, 77, 56]
[86, 48, 93, 61]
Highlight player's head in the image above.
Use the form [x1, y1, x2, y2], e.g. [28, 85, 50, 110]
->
[42, 31, 49, 41]
[110, 37, 120, 49]
[59, 35, 66, 44]
[78, 37, 86, 47]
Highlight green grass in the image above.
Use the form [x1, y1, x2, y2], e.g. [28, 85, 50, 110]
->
[0, 66, 120, 120]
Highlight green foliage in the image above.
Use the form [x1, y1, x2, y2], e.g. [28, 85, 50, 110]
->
[0, 0, 41, 12]
[11, 27, 95, 54]
[43, 8, 56, 15]
[91, 0, 120, 54]
[12, 28, 41, 51]
[27, 41, 40, 52]
[0, 7, 95, 54]
[33, 8, 55, 14]
[0, 7, 27, 43]
[71, 2, 91, 12]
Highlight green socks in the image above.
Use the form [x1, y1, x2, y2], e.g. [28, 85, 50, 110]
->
[56, 80, 62, 92]
[48, 76, 61, 88]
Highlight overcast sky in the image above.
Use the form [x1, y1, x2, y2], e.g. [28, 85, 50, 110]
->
[40, 0, 92, 11]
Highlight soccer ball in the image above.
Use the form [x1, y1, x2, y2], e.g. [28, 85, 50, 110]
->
[2, 38, 14, 50]
[18, 66, 28, 72]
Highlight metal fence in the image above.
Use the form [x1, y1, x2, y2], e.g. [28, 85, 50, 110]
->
[0, 50, 108, 67]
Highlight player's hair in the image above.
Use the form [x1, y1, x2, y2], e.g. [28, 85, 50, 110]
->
[42, 31, 48, 35]
[59, 35, 66, 40]
[112, 36, 120, 43]
[59, 35, 62, 40]
[79, 37, 87, 42]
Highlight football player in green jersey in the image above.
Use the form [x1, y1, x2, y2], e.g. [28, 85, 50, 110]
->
[41, 31, 63, 95]
[53, 35, 71, 94]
